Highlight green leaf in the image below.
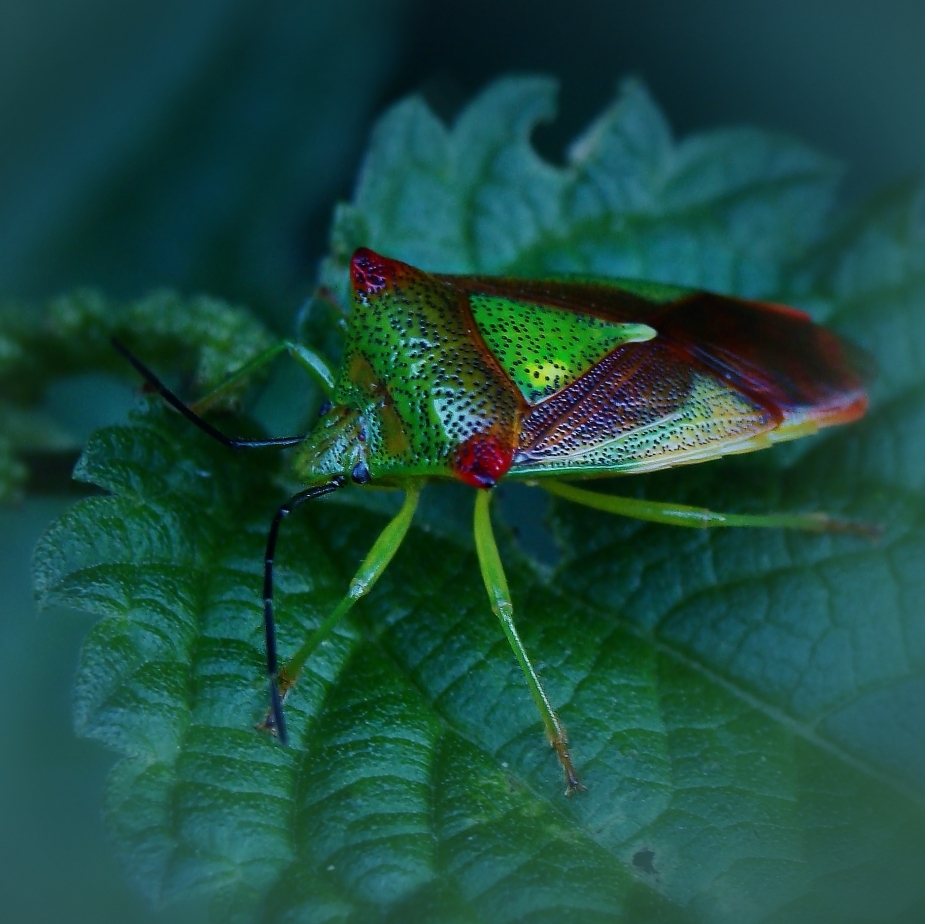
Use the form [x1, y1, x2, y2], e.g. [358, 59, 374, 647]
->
[0, 288, 275, 501]
[322, 77, 841, 302]
[34, 78, 925, 922]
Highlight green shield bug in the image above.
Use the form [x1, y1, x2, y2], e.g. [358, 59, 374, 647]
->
[114, 247, 871, 793]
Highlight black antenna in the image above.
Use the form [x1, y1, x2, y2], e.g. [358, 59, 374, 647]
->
[112, 337, 306, 448]
[112, 337, 344, 741]
[263, 479, 344, 743]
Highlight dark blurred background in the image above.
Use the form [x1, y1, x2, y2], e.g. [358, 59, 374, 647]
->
[1, 2, 924, 922]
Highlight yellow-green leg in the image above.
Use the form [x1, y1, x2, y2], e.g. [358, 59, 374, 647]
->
[275, 482, 422, 704]
[473, 489, 582, 794]
[541, 480, 877, 534]
[192, 340, 336, 413]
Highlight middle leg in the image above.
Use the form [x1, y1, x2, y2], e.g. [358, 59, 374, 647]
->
[473, 489, 582, 793]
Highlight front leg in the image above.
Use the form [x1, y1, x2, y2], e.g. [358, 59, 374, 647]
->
[261, 482, 422, 743]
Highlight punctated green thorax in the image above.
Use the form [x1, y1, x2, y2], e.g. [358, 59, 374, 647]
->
[295, 254, 665, 484]
[332, 262, 519, 479]
[469, 295, 655, 404]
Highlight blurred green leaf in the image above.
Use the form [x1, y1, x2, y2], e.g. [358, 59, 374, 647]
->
[34, 78, 925, 922]
[0, 436, 28, 502]
[0, 1, 409, 322]
[0, 288, 274, 501]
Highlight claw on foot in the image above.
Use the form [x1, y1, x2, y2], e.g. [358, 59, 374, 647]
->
[256, 708, 279, 736]
[552, 737, 585, 795]
[256, 675, 294, 743]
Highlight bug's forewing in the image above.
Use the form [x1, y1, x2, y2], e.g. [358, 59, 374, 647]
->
[449, 278, 868, 478]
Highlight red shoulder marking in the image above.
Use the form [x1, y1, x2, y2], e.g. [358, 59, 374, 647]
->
[351, 248, 404, 294]
[454, 433, 513, 489]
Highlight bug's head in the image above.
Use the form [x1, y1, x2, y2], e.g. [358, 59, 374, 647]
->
[292, 402, 368, 486]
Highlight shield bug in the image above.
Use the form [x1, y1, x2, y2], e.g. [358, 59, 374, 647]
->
[114, 247, 871, 793]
